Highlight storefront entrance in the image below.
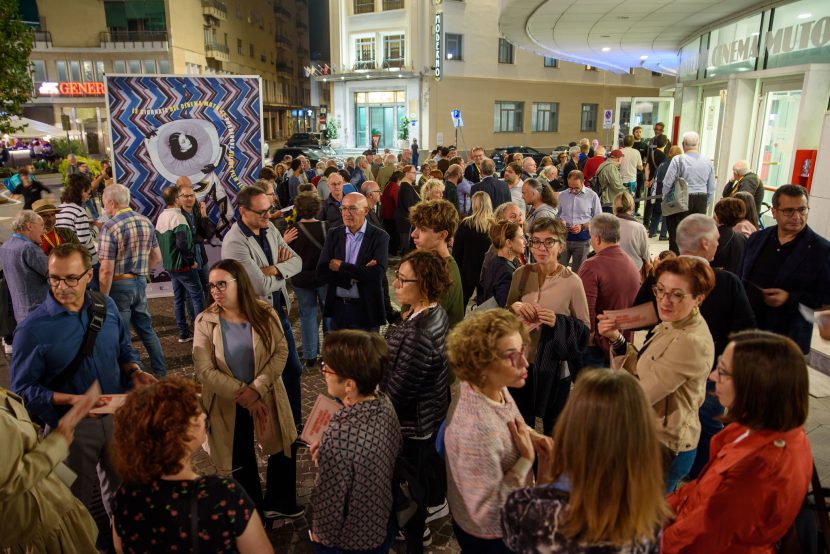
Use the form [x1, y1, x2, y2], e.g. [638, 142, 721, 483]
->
[752, 82, 802, 205]
[354, 91, 405, 150]
[614, 96, 675, 144]
[699, 89, 727, 165]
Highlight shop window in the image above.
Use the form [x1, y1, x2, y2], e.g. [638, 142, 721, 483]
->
[532, 102, 558, 132]
[446, 33, 462, 60]
[494, 101, 523, 132]
[31, 60, 47, 83]
[382, 0, 403, 9]
[56, 61, 68, 81]
[353, 0, 374, 14]
[159, 59, 170, 73]
[69, 61, 81, 81]
[128, 60, 141, 74]
[113, 60, 126, 73]
[95, 61, 106, 80]
[383, 34, 405, 68]
[82, 61, 94, 81]
[498, 38, 514, 64]
[581, 103, 598, 132]
[354, 36, 376, 69]
[143, 60, 156, 73]
[543, 57, 558, 68]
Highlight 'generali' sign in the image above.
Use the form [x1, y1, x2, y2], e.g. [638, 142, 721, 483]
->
[38, 82, 105, 96]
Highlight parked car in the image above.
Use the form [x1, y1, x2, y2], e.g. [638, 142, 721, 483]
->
[491, 146, 547, 173]
[271, 146, 343, 168]
[285, 132, 322, 147]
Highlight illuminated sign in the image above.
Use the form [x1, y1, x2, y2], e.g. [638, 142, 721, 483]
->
[434, 12, 442, 81]
[38, 82, 106, 96]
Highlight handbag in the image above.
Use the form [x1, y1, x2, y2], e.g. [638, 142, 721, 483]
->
[661, 156, 689, 216]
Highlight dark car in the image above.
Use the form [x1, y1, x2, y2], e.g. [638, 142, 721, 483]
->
[491, 146, 548, 173]
[271, 146, 343, 168]
[285, 132, 322, 147]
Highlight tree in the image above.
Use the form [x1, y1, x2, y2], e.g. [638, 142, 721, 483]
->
[0, 0, 34, 134]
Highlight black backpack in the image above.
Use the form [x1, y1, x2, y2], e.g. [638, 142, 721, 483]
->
[588, 163, 608, 202]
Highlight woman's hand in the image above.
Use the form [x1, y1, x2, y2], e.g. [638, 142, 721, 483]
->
[55, 382, 101, 445]
[596, 313, 622, 342]
[511, 302, 538, 323]
[508, 417, 535, 463]
[235, 386, 261, 409]
[249, 400, 269, 436]
[310, 441, 321, 468]
[535, 307, 557, 327]
[282, 226, 299, 244]
[532, 435, 556, 484]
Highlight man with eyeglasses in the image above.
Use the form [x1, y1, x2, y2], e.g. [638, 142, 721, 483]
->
[318, 173, 346, 228]
[739, 184, 830, 354]
[11, 243, 156, 551]
[557, 170, 602, 272]
[317, 192, 389, 332]
[221, 184, 304, 427]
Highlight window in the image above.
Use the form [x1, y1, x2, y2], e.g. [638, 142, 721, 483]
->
[31, 60, 47, 82]
[353, 0, 374, 14]
[532, 102, 558, 132]
[494, 101, 523, 133]
[584, 65, 597, 71]
[581, 103, 598, 132]
[354, 37, 375, 69]
[249, 43, 254, 57]
[128, 60, 141, 74]
[113, 60, 126, 73]
[382, 0, 403, 9]
[446, 33, 462, 60]
[383, 34, 404, 68]
[56, 61, 68, 81]
[95, 61, 106, 80]
[159, 59, 170, 73]
[498, 38, 514, 64]
[543, 57, 558, 68]
[69, 61, 81, 81]
[143, 60, 157, 73]
[82, 61, 94, 81]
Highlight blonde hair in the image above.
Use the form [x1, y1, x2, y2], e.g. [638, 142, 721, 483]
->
[447, 309, 529, 385]
[550, 370, 670, 544]
[421, 178, 445, 201]
[613, 191, 634, 215]
[463, 191, 495, 234]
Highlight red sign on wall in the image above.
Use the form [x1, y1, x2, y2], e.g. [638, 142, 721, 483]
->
[38, 82, 105, 97]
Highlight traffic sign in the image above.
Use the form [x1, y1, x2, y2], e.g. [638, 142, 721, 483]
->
[603, 109, 614, 129]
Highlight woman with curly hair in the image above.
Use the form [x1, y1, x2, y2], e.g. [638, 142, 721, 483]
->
[56, 173, 99, 288]
[421, 178, 446, 202]
[110, 376, 272, 553]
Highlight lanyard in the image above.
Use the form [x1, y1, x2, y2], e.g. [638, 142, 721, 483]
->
[12, 233, 31, 243]
[116, 207, 132, 216]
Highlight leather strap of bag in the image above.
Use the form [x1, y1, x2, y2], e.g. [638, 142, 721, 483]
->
[517, 264, 532, 298]
[296, 221, 325, 250]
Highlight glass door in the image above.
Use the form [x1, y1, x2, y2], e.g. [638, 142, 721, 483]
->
[699, 90, 727, 164]
[753, 88, 801, 220]
[615, 96, 674, 147]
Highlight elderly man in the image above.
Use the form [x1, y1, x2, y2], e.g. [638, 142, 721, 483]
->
[739, 184, 830, 354]
[98, 184, 168, 377]
[464, 146, 485, 184]
[0, 210, 48, 323]
[619, 134, 644, 198]
[723, 160, 764, 217]
[577, 213, 641, 368]
[376, 153, 398, 190]
[34, 199, 78, 256]
[471, 158, 511, 209]
[443, 163, 462, 213]
[176, 176, 215, 305]
[361, 180, 399, 323]
[520, 157, 537, 181]
[595, 149, 626, 212]
[316, 192, 389, 331]
[319, 172, 346, 228]
[558, 170, 602, 272]
[662, 131, 716, 254]
[350, 155, 371, 189]
[12, 243, 155, 550]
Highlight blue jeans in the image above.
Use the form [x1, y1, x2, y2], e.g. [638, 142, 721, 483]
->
[294, 285, 328, 361]
[186, 265, 211, 319]
[689, 382, 724, 479]
[666, 448, 696, 493]
[109, 277, 168, 377]
[275, 301, 303, 427]
[648, 200, 668, 239]
[170, 269, 205, 338]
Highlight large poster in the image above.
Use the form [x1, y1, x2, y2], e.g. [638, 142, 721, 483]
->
[105, 75, 263, 236]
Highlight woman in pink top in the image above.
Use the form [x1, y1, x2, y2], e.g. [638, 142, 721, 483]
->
[444, 310, 553, 553]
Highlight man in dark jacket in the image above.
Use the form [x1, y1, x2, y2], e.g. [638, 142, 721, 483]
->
[177, 176, 215, 305]
[318, 173, 345, 228]
[739, 184, 830, 355]
[317, 193, 389, 331]
[463, 146, 484, 184]
[471, 158, 511, 209]
[722, 160, 764, 222]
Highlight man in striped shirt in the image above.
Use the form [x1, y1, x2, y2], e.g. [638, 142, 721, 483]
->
[98, 184, 168, 377]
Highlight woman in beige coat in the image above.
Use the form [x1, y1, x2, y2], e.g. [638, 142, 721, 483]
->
[193, 259, 299, 520]
[598, 256, 715, 493]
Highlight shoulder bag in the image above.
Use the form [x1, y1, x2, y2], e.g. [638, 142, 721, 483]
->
[661, 156, 689, 216]
[47, 291, 109, 390]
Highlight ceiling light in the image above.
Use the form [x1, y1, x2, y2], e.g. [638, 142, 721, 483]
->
[640, 55, 648, 60]
[602, 47, 611, 52]
[798, 13, 812, 19]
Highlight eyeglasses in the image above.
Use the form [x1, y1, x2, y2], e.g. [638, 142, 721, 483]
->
[244, 206, 271, 217]
[48, 270, 90, 288]
[394, 270, 419, 284]
[365, 190, 381, 195]
[339, 206, 363, 213]
[777, 207, 808, 217]
[529, 238, 560, 250]
[652, 284, 690, 303]
[180, 193, 196, 199]
[500, 345, 530, 367]
[207, 278, 236, 292]
[321, 361, 337, 376]
[715, 356, 732, 381]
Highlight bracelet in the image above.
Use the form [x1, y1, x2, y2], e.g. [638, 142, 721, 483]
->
[611, 335, 627, 356]
[611, 334, 626, 348]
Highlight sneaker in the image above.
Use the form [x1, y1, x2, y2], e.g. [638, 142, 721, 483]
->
[177, 335, 193, 343]
[3, 339, 11, 355]
[395, 528, 431, 546]
[425, 499, 449, 523]
[263, 505, 305, 519]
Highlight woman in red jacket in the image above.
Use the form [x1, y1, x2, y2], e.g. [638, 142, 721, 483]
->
[663, 330, 812, 554]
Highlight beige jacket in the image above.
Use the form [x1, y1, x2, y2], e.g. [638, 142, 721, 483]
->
[193, 304, 297, 471]
[612, 310, 713, 453]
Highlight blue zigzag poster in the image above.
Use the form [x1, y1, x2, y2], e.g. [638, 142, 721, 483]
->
[105, 75, 263, 237]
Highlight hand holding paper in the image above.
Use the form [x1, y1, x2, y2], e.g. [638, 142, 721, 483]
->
[55, 381, 101, 444]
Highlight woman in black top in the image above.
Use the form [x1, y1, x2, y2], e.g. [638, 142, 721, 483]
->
[478, 220, 525, 307]
[395, 165, 420, 256]
[111, 377, 272, 554]
[285, 191, 328, 367]
[452, 191, 495, 306]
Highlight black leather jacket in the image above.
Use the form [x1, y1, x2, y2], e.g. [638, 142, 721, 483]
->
[381, 305, 450, 438]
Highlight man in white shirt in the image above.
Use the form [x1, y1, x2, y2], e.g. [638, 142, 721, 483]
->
[619, 134, 643, 198]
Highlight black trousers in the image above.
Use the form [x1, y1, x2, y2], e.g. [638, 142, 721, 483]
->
[400, 435, 446, 554]
[452, 521, 511, 553]
[383, 219, 400, 255]
[666, 193, 709, 254]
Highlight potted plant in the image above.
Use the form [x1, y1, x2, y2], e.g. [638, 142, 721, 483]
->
[370, 127, 382, 151]
[398, 116, 410, 149]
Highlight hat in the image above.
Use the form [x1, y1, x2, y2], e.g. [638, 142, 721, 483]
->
[32, 199, 59, 214]
[608, 149, 624, 159]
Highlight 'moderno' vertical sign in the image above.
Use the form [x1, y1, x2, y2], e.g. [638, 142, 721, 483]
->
[434, 12, 443, 81]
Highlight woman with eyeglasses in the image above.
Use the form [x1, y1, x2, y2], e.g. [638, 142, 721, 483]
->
[453, 191, 496, 307]
[310, 330, 401, 554]
[444, 309, 552, 553]
[663, 330, 811, 553]
[598, 256, 715, 492]
[381, 250, 451, 550]
[192, 259, 300, 519]
[506, 217, 590, 434]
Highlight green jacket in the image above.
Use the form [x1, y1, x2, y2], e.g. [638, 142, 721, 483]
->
[155, 208, 195, 272]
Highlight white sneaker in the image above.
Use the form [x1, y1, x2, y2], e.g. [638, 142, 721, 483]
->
[425, 499, 449, 523]
[3, 339, 11, 355]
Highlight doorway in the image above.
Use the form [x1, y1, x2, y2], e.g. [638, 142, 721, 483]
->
[354, 90, 405, 150]
[699, 90, 727, 164]
[752, 84, 802, 207]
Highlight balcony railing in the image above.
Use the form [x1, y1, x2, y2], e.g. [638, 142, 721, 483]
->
[276, 62, 293, 75]
[274, 4, 291, 18]
[100, 30, 169, 45]
[275, 34, 292, 48]
[205, 42, 229, 62]
[202, 0, 228, 20]
[30, 29, 52, 47]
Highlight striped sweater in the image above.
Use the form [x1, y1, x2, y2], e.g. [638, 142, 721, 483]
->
[56, 202, 98, 264]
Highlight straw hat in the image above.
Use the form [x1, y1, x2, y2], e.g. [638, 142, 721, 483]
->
[32, 199, 59, 214]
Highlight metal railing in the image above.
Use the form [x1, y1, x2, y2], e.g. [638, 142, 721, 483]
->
[31, 30, 52, 43]
[205, 42, 229, 54]
[100, 30, 169, 44]
[201, 0, 227, 12]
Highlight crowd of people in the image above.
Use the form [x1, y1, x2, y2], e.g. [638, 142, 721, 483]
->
[0, 131, 826, 554]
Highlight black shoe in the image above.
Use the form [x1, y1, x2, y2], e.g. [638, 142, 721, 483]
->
[304, 358, 319, 369]
[648, 233, 658, 238]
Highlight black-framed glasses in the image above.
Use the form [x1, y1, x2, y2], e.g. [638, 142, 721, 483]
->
[207, 278, 236, 293]
[715, 356, 732, 381]
[365, 189, 381, 195]
[778, 207, 808, 217]
[48, 270, 90, 288]
[339, 206, 363, 213]
[394, 270, 418, 284]
[500, 345, 530, 368]
[244, 206, 271, 217]
[180, 193, 196, 199]
[529, 238, 560, 250]
[652, 285, 689, 304]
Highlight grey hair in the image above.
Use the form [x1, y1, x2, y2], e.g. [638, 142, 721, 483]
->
[12, 210, 43, 233]
[569, 146, 581, 157]
[384, 154, 397, 164]
[682, 131, 700, 149]
[676, 214, 718, 254]
[588, 213, 620, 244]
[541, 165, 558, 178]
[494, 201, 522, 220]
[733, 160, 750, 176]
[103, 183, 131, 207]
[355, 155, 367, 166]
[481, 158, 496, 175]
[315, 161, 326, 169]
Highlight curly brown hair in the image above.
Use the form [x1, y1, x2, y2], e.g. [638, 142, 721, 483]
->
[655, 256, 715, 298]
[447, 309, 529, 385]
[714, 197, 746, 227]
[111, 376, 201, 484]
[408, 199, 459, 243]
[400, 250, 451, 302]
[295, 191, 322, 219]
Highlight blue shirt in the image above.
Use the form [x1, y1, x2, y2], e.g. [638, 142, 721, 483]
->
[662, 151, 716, 202]
[0, 233, 49, 322]
[10, 293, 141, 427]
[557, 187, 602, 227]
[336, 219, 367, 299]
[219, 318, 254, 383]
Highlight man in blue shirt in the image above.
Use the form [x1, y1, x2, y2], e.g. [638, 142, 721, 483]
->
[557, 170, 602, 272]
[11, 242, 156, 549]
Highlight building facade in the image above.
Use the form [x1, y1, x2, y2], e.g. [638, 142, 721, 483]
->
[22, 0, 311, 154]
[326, 0, 674, 152]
